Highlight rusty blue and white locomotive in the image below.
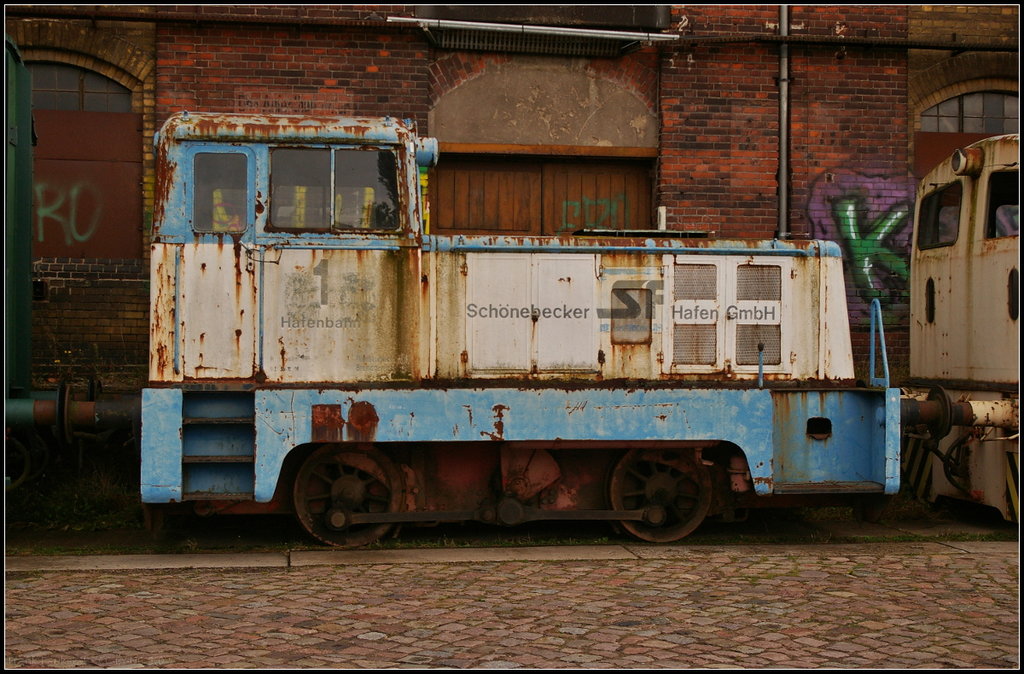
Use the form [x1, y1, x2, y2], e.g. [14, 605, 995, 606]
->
[141, 111, 905, 546]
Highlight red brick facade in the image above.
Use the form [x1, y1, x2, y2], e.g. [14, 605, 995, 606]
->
[156, 19, 431, 125]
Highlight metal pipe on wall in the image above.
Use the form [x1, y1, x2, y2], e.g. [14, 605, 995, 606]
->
[778, 5, 791, 240]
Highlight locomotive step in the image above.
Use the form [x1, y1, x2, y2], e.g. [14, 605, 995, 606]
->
[181, 455, 255, 463]
[772, 481, 885, 494]
[182, 416, 256, 425]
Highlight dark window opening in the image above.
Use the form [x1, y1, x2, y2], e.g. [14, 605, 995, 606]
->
[334, 149, 400, 230]
[917, 182, 962, 249]
[925, 277, 936, 324]
[1009, 268, 1019, 321]
[271, 148, 331, 230]
[986, 171, 1020, 239]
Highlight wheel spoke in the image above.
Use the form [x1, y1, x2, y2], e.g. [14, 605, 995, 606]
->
[311, 466, 336, 485]
[302, 488, 332, 502]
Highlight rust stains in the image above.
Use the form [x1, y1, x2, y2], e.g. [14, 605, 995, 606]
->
[347, 400, 380, 441]
[481, 404, 508, 441]
[311, 404, 345, 443]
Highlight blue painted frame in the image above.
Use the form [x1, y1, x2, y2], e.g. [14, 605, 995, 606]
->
[141, 385, 900, 503]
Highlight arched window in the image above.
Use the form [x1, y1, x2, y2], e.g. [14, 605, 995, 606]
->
[920, 92, 1018, 134]
[28, 63, 131, 112]
[26, 61, 141, 259]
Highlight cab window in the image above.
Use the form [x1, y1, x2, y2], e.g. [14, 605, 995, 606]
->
[917, 182, 961, 249]
[193, 152, 248, 233]
[269, 147, 400, 231]
[334, 149, 399, 230]
[986, 171, 1019, 239]
[270, 148, 331, 230]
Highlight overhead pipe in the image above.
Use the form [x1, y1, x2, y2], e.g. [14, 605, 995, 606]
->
[777, 5, 791, 240]
[386, 16, 681, 43]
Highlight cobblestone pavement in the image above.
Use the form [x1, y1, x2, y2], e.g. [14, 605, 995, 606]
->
[5, 541, 1018, 669]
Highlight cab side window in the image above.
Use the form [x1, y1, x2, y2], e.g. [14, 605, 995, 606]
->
[270, 148, 331, 230]
[334, 149, 399, 230]
[986, 171, 1019, 239]
[269, 147, 401, 231]
[917, 182, 961, 249]
[193, 152, 249, 233]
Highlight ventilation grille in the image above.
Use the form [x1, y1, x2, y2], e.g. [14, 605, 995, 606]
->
[434, 30, 623, 57]
[737, 264, 781, 300]
[672, 264, 717, 365]
[673, 325, 717, 365]
[674, 264, 717, 299]
[671, 262, 784, 368]
[736, 324, 782, 365]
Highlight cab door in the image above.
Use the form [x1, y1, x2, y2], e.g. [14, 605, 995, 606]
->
[175, 147, 259, 379]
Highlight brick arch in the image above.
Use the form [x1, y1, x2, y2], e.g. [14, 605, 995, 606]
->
[905, 51, 1017, 160]
[429, 52, 513, 107]
[908, 52, 1018, 121]
[429, 52, 660, 147]
[912, 78, 1018, 122]
[6, 21, 154, 104]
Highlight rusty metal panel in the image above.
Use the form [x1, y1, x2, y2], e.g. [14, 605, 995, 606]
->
[465, 253, 533, 373]
[32, 110, 142, 258]
[177, 243, 258, 379]
[260, 247, 424, 383]
[464, 253, 598, 374]
[533, 255, 598, 371]
[416, 5, 671, 30]
[440, 239, 856, 382]
[594, 255, 664, 379]
[149, 243, 179, 382]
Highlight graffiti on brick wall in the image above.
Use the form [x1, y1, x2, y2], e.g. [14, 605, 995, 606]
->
[34, 180, 102, 246]
[807, 170, 917, 324]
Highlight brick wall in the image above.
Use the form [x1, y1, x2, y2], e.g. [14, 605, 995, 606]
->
[907, 5, 1018, 125]
[659, 6, 782, 238]
[31, 260, 149, 393]
[155, 10, 430, 127]
[788, 6, 912, 365]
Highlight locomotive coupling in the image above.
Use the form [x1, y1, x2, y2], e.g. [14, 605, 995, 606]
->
[900, 386, 1019, 440]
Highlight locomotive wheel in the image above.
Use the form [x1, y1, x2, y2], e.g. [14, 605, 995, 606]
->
[293, 445, 404, 548]
[609, 448, 712, 543]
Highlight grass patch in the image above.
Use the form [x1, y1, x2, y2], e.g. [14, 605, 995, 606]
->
[5, 437, 144, 534]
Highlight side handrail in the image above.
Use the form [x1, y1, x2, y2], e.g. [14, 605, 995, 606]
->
[868, 298, 890, 388]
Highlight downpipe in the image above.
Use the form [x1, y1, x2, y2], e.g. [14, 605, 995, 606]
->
[776, 5, 790, 240]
